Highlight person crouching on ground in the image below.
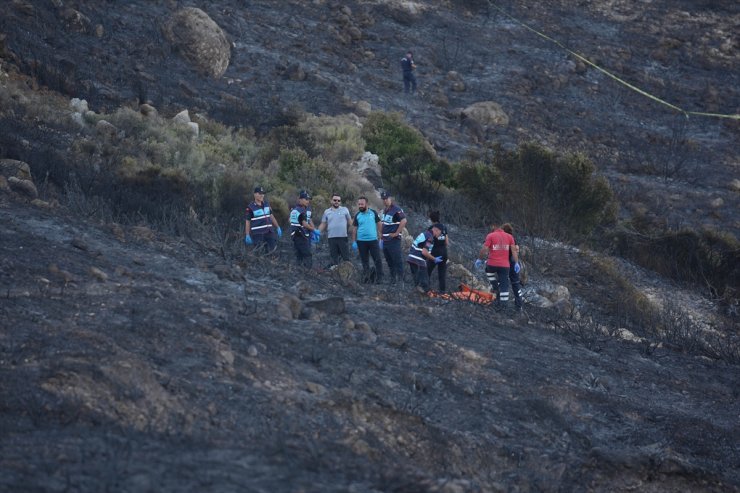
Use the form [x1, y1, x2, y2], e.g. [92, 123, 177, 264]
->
[244, 186, 282, 254]
[476, 223, 520, 311]
[407, 224, 444, 293]
[426, 210, 449, 293]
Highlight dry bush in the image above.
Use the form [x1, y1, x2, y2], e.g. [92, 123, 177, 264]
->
[299, 114, 365, 163]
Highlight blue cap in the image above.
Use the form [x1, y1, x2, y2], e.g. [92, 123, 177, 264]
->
[298, 190, 311, 199]
[380, 190, 391, 199]
[254, 186, 265, 193]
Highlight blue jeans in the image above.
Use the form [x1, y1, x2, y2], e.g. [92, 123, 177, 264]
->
[403, 71, 417, 93]
[383, 239, 404, 281]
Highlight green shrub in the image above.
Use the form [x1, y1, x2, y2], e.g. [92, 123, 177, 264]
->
[361, 111, 443, 201]
[614, 224, 739, 304]
[277, 148, 338, 198]
[300, 114, 365, 163]
[493, 142, 616, 238]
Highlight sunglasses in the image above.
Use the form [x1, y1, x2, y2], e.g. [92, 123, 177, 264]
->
[332, 199, 341, 202]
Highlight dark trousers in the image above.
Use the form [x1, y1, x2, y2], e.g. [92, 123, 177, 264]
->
[509, 263, 523, 307]
[426, 259, 447, 292]
[409, 262, 430, 292]
[357, 240, 383, 281]
[485, 265, 511, 303]
[252, 231, 277, 254]
[293, 236, 312, 268]
[383, 239, 404, 281]
[328, 237, 350, 265]
[403, 71, 417, 93]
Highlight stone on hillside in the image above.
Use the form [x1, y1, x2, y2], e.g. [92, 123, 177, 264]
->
[140, 104, 158, 118]
[8, 176, 38, 199]
[95, 119, 118, 138]
[710, 197, 724, 208]
[354, 100, 371, 116]
[447, 262, 489, 292]
[304, 296, 346, 315]
[172, 109, 191, 125]
[285, 63, 306, 81]
[89, 266, 108, 282]
[0, 159, 32, 180]
[186, 121, 199, 137]
[730, 179, 740, 192]
[60, 7, 91, 33]
[70, 112, 85, 127]
[70, 97, 88, 113]
[163, 7, 231, 79]
[461, 101, 510, 127]
[0, 176, 8, 192]
[332, 261, 357, 286]
[277, 294, 302, 320]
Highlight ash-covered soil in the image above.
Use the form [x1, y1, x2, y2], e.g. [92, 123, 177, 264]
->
[1, 199, 738, 492]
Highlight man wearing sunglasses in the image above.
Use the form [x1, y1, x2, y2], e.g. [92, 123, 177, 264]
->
[318, 193, 353, 266]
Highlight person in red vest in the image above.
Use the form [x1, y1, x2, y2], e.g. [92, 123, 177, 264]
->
[476, 223, 520, 311]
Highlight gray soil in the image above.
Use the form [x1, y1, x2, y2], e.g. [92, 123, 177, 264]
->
[1, 198, 739, 492]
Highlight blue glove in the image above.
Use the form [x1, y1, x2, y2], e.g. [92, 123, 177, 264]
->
[474, 259, 484, 269]
[379, 240, 384, 249]
[434, 256, 444, 264]
[244, 235, 253, 245]
[352, 241, 358, 251]
[514, 262, 521, 273]
[276, 227, 282, 238]
[311, 230, 321, 244]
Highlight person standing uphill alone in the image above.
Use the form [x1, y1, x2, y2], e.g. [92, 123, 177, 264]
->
[380, 191, 407, 284]
[400, 51, 417, 94]
[476, 224, 520, 311]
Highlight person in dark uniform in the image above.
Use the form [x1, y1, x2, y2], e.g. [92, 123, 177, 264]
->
[400, 51, 417, 94]
[502, 223, 524, 310]
[289, 190, 316, 268]
[426, 210, 448, 292]
[407, 224, 444, 293]
[380, 191, 407, 284]
[245, 186, 282, 254]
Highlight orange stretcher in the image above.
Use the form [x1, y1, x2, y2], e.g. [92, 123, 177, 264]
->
[427, 283, 496, 304]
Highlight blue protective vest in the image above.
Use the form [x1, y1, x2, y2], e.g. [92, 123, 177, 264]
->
[407, 230, 434, 266]
[381, 204, 405, 241]
[289, 204, 312, 238]
[246, 200, 273, 234]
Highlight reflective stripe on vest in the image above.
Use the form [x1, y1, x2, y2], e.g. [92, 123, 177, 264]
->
[248, 202, 273, 232]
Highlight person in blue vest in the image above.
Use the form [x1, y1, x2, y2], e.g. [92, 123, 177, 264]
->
[351, 196, 384, 283]
[407, 224, 444, 293]
[502, 223, 524, 310]
[400, 51, 417, 94]
[289, 190, 317, 268]
[426, 210, 449, 292]
[244, 186, 282, 253]
[380, 190, 407, 284]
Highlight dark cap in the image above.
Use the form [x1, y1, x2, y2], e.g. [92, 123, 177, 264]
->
[432, 223, 445, 231]
[254, 186, 265, 193]
[298, 190, 312, 199]
[380, 191, 392, 199]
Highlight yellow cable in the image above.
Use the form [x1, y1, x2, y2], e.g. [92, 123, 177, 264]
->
[488, 2, 740, 120]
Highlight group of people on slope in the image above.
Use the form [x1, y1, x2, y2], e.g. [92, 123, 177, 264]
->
[245, 187, 523, 311]
[244, 188, 447, 286]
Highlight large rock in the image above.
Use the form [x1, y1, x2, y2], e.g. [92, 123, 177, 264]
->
[163, 8, 231, 79]
[461, 101, 510, 127]
[0, 159, 32, 180]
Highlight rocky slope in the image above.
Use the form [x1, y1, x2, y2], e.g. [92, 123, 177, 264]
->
[1, 0, 738, 230]
[1, 1, 739, 491]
